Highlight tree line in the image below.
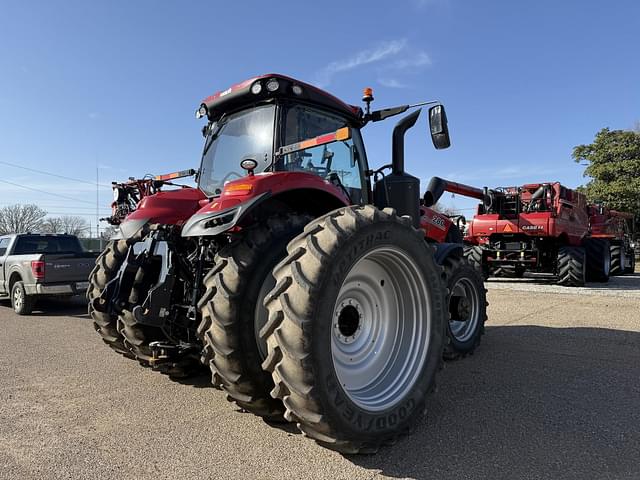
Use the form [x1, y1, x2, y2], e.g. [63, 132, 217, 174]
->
[573, 126, 640, 226]
[0, 204, 98, 237]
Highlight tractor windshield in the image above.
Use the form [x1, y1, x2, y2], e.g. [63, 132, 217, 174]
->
[199, 105, 275, 196]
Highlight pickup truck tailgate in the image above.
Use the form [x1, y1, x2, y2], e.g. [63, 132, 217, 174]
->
[43, 254, 97, 283]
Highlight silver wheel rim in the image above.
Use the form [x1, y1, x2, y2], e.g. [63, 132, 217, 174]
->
[331, 246, 431, 412]
[254, 273, 275, 361]
[603, 249, 611, 276]
[448, 277, 481, 342]
[13, 287, 23, 311]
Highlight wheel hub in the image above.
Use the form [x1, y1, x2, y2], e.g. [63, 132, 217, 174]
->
[331, 246, 431, 412]
[448, 277, 480, 342]
[334, 301, 363, 344]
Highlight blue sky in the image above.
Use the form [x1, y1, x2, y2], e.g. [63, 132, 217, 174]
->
[1, 0, 638, 231]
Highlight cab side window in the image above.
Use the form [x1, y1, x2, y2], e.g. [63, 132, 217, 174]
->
[281, 105, 365, 204]
[0, 238, 9, 256]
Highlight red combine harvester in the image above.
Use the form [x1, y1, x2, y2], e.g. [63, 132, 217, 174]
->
[88, 74, 487, 453]
[424, 178, 612, 286]
[588, 204, 636, 274]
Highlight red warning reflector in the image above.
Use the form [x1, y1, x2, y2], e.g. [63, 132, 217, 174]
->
[503, 224, 513, 232]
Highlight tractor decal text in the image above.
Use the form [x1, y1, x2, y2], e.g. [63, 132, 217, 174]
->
[332, 230, 391, 287]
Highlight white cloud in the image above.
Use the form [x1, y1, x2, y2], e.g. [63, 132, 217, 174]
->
[393, 52, 432, 69]
[315, 39, 408, 87]
[378, 78, 407, 89]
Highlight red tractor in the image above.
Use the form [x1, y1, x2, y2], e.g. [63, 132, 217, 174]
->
[588, 203, 636, 274]
[88, 74, 487, 453]
[424, 178, 612, 286]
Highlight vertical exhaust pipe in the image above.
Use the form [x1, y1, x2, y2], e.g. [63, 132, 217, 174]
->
[392, 109, 421, 175]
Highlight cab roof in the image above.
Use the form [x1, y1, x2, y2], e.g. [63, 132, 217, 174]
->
[199, 74, 363, 123]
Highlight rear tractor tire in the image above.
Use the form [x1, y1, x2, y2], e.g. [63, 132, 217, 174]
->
[87, 240, 135, 358]
[261, 206, 447, 453]
[584, 238, 610, 283]
[198, 214, 311, 420]
[442, 255, 487, 360]
[556, 246, 586, 287]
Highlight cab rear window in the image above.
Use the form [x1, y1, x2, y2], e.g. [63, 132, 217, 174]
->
[13, 236, 83, 254]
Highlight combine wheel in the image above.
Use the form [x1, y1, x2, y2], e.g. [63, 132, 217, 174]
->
[442, 255, 487, 360]
[464, 245, 489, 280]
[87, 240, 135, 358]
[493, 266, 525, 278]
[198, 214, 310, 420]
[261, 205, 446, 453]
[610, 244, 625, 276]
[584, 238, 611, 282]
[556, 246, 586, 287]
[625, 251, 636, 274]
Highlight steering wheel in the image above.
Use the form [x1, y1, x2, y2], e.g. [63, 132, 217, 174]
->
[219, 171, 244, 184]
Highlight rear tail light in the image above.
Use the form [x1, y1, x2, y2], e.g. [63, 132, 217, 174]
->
[31, 260, 45, 280]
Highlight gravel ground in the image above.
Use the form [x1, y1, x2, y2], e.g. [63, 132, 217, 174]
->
[1, 274, 639, 480]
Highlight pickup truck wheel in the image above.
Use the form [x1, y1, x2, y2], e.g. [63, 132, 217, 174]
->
[87, 240, 135, 359]
[12, 281, 35, 315]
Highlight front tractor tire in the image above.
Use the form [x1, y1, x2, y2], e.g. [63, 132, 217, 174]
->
[198, 214, 311, 420]
[442, 255, 487, 360]
[556, 246, 586, 287]
[87, 240, 135, 358]
[261, 206, 447, 453]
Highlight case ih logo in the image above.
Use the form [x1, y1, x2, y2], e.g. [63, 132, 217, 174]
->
[522, 225, 543, 231]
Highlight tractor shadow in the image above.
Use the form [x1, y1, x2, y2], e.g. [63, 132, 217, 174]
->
[349, 325, 640, 479]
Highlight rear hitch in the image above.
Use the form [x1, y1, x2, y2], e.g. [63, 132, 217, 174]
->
[148, 341, 199, 365]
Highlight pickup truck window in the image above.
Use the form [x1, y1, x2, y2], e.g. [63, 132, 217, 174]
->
[0, 238, 9, 256]
[13, 235, 83, 255]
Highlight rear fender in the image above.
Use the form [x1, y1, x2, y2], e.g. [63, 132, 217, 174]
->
[113, 188, 206, 240]
[181, 172, 349, 238]
[433, 243, 463, 265]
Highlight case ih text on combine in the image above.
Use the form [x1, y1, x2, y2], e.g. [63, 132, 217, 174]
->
[89, 74, 488, 452]
[424, 178, 634, 286]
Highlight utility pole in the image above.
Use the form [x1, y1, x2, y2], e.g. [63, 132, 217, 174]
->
[96, 165, 101, 249]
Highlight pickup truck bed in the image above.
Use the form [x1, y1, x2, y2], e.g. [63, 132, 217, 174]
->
[0, 234, 99, 314]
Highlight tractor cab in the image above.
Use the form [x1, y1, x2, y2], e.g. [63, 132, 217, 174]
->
[194, 74, 451, 227]
[196, 74, 369, 204]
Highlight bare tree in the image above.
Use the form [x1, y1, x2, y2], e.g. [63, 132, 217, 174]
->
[100, 225, 118, 241]
[41, 215, 90, 237]
[0, 204, 47, 234]
[432, 203, 459, 216]
[41, 217, 64, 234]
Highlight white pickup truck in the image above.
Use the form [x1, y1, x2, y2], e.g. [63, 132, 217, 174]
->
[0, 234, 98, 314]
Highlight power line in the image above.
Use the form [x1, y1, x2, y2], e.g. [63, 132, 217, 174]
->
[0, 179, 97, 205]
[0, 160, 112, 188]
[0, 202, 110, 211]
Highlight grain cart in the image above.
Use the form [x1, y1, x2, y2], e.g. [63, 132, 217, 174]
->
[588, 204, 636, 274]
[425, 178, 611, 285]
[88, 74, 487, 452]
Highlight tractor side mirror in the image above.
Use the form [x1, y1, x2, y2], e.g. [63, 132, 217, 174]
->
[428, 105, 451, 150]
